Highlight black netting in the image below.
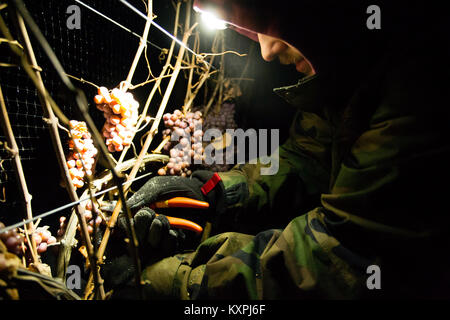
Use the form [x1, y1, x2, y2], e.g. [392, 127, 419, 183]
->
[0, 0, 165, 225]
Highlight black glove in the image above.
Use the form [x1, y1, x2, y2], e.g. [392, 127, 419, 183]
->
[116, 206, 185, 259]
[102, 206, 185, 295]
[126, 170, 227, 219]
[101, 170, 226, 259]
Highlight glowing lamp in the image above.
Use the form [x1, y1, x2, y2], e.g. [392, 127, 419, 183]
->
[194, 6, 227, 30]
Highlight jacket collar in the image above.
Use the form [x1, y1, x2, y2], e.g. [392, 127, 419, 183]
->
[273, 74, 322, 112]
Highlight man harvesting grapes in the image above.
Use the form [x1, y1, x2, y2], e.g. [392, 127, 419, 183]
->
[105, 0, 450, 299]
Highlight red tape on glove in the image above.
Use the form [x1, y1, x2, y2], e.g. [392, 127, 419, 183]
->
[201, 173, 222, 195]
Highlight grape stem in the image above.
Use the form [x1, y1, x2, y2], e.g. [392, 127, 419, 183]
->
[122, 1, 153, 92]
[152, 135, 171, 154]
[64, 73, 100, 89]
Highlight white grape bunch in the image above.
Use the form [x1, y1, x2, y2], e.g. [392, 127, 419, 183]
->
[158, 109, 204, 177]
[66, 120, 98, 189]
[94, 86, 139, 153]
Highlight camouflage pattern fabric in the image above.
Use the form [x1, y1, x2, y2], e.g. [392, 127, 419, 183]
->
[142, 208, 372, 299]
[1, 239, 80, 300]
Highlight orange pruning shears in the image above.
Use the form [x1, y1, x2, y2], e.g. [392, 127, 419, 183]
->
[150, 197, 209, 234]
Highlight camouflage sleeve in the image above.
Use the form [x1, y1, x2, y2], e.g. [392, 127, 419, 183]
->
[141, 207, 372, 299]
[216, 110, 333, 232]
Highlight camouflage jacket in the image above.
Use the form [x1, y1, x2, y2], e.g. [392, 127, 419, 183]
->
[138, 32, 450, 299]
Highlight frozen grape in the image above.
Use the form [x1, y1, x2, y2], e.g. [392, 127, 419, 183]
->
[158, 109, 206, 177]
[32, 233, 42, 246]
[30, 226, 56, 255]
[5, 236, 19, 249]
[37, 242, 47, 254]
[66, 120, 98, 189]
[0, 222, 57, 257]
[94, 87, 139, 152]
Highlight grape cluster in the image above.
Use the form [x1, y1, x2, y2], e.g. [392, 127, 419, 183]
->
[57, 200, 104, 238]
[0, 222, 56, 257]
[28, 227, 57, 255]
[203, 102, 237, 132]
[78, 200, 103, 234]
[201, 102, 238, 172]
[94, 87, 139, 153]
[158, 109, 204, 176]
[66, 120, 98, 189]
[0, 222, 24, 256]
[57, 216, 67, 238]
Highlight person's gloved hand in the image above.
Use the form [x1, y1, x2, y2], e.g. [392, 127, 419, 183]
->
[102, 206, 185, 295]
[116, 206, 184, 260]
[102, 169, 249, 246]
[125, 170, 226, 214]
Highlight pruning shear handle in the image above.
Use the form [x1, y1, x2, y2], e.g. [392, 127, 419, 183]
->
[152, 197, 209, 234]
[162, 215, 203, 234]
[150, 197, 210, 209]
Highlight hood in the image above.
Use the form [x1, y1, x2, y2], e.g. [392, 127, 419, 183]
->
[193, 0, 441, 107]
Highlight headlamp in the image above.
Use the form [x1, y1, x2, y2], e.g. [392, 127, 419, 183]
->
[194, 6, 227, 30]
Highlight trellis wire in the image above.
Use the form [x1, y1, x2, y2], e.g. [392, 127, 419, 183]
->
[0, 170, 153, 234]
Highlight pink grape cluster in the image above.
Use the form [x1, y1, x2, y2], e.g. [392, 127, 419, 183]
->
[57, 200, 103, 238]
[57, 216, 67, 238]
[201, 102, 238, 172]
[0, 222, 56, 256]
[66, 120, 98, 189]
[0, 222, 24, 256]
[28, 227, 57, 255]
[203, 102, 237, 132]
[94, 87, 139, 153]
[158, 109, 204, 176]
[77, 200, 103, 234]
